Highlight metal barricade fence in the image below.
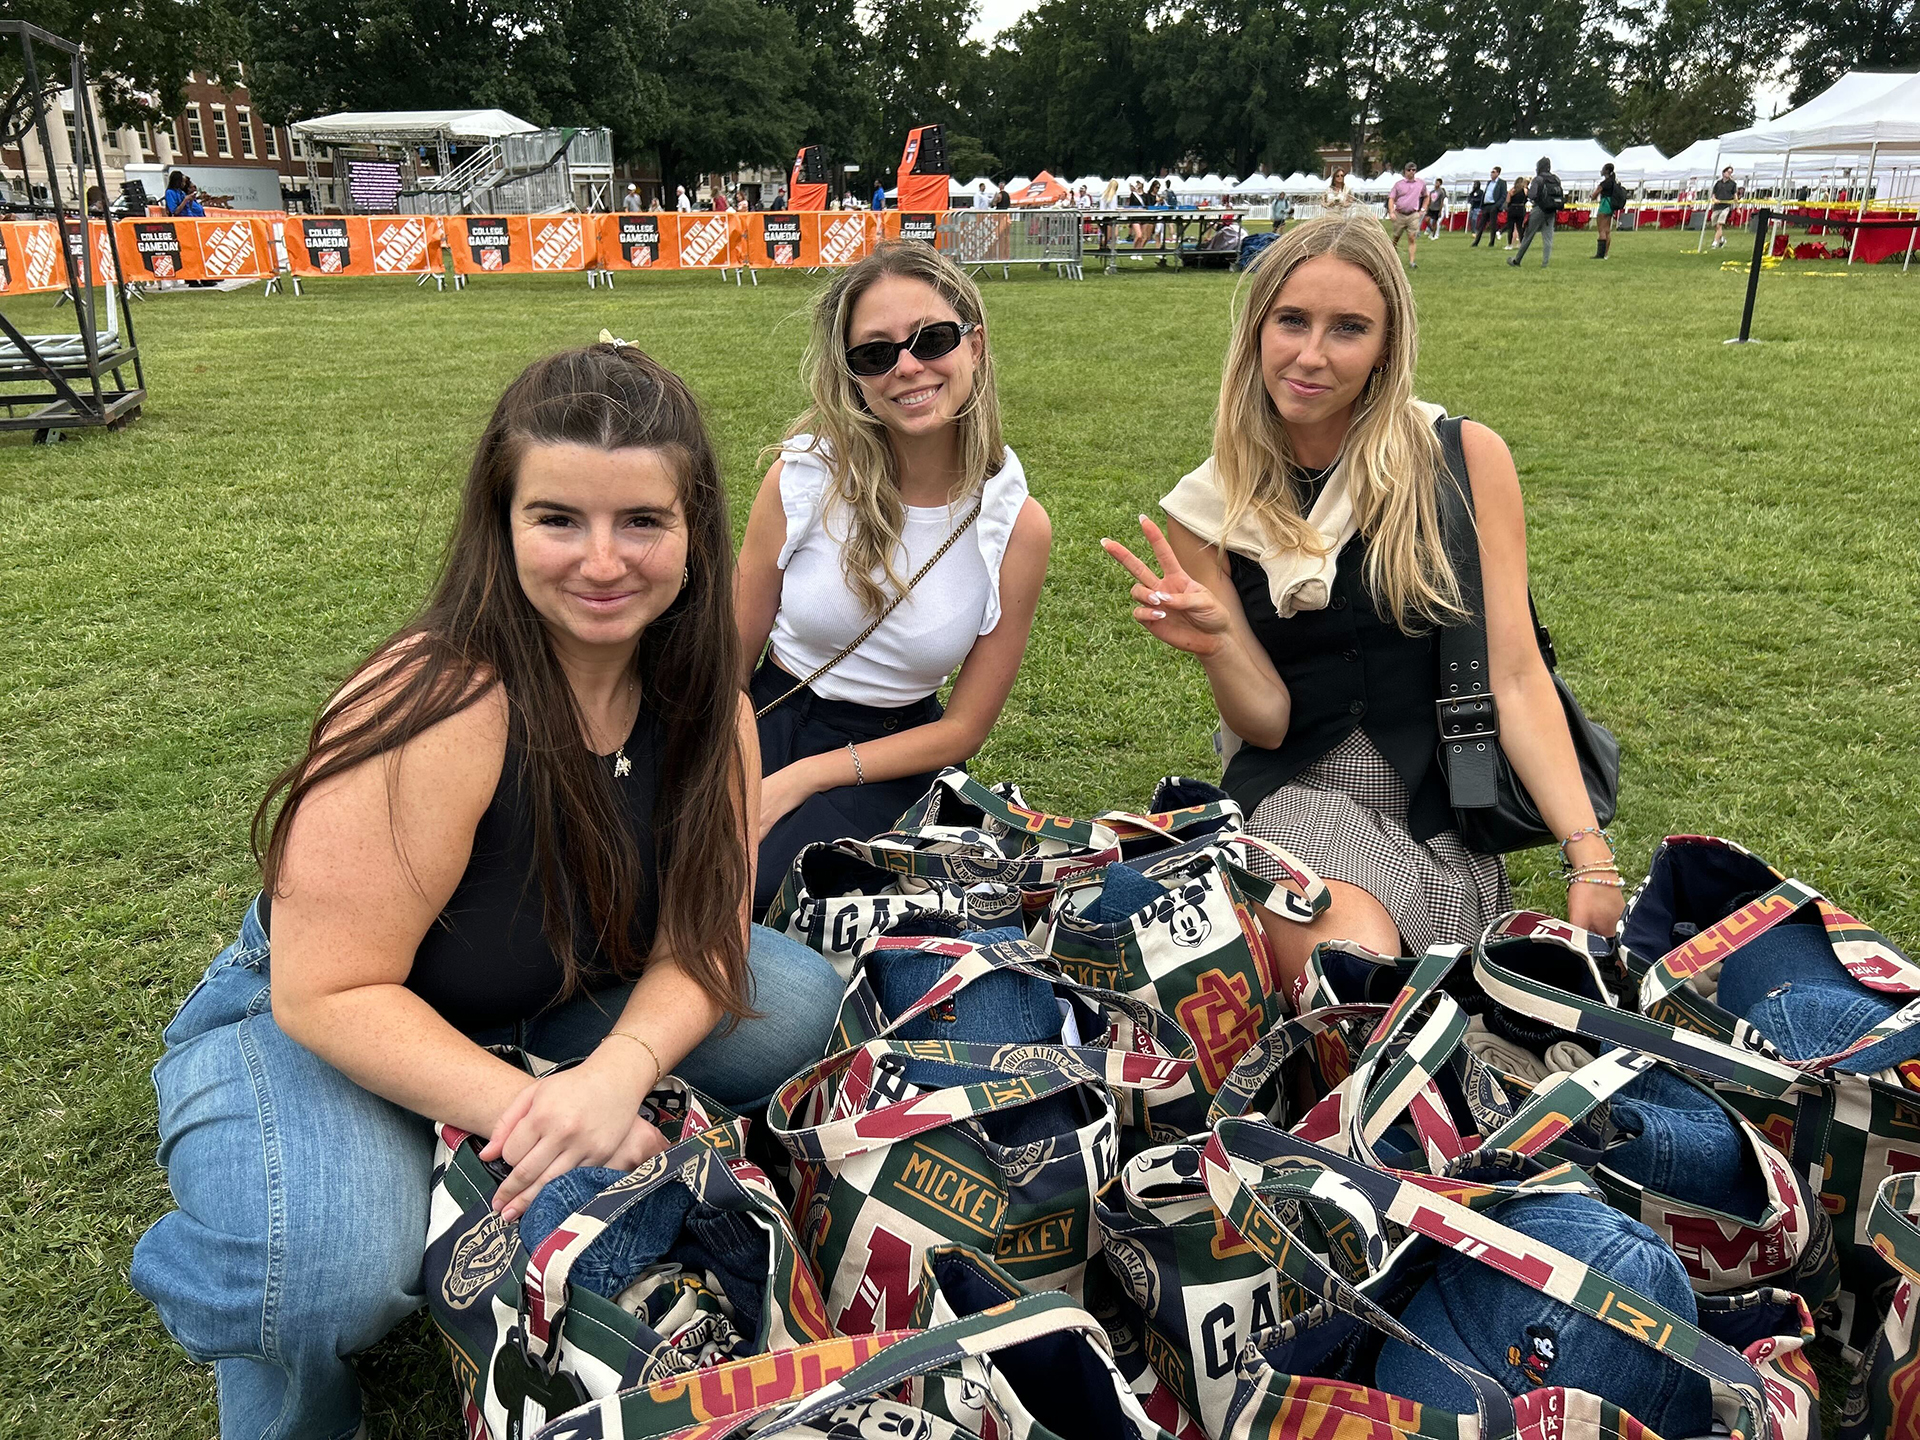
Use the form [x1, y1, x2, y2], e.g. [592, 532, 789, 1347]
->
[937, 209, 1083, 278]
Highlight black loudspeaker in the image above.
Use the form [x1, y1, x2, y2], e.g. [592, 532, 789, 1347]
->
[119, 179, 151, 214]
[796, 145, 827, 184]
[909, 125, 946, 175]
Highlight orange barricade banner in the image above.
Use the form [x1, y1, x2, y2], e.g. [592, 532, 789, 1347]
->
[445, 215, 597, 275]
[286, 215, 441, 276]
[596, 212, 676, 270]
[115, 216, 277, 282]
[0, 219, 70, 292]
[881, 211, 944, 245]
[673, 212, 742, 270]
[816, 210, 877, 266]
[746, 212, 814, 268]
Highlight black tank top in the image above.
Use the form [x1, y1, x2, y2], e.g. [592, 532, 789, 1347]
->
[263, 703, 662, 1032]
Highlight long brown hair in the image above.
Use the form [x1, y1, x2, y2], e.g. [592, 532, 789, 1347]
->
[254, 343, 751, 1015]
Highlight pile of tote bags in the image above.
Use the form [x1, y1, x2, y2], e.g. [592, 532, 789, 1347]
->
[420, 773, 1920, 1440]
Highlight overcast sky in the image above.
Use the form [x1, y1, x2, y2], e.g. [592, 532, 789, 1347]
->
[969, 0, 1034, 42]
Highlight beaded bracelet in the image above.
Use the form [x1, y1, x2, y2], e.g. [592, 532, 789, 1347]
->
[1568, 873, 1627, 889]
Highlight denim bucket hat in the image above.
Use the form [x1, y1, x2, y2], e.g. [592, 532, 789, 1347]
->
[1373, 1194, 1713, 1435]
[1714, 921, 1920, 1073]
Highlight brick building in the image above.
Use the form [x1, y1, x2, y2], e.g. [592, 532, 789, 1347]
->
[2, 68, 336, 211]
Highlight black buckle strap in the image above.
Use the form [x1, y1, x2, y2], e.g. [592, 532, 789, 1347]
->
[1432, 415, 1502, 811]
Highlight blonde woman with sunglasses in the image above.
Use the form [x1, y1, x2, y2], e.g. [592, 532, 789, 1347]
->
[1104, 217, 1622, 990]
[735, 242, 1051, 914]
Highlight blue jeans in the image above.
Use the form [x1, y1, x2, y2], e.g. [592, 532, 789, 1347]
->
[130, 897, 841, 1440]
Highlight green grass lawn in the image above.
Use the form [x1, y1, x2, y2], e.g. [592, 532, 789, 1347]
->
[2, 226, 1915, 1437]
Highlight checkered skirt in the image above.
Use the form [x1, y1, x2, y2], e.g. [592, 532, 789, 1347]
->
[1242, 729, 1510, 954]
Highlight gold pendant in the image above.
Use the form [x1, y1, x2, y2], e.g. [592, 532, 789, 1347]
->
[613, 749, 631, 778]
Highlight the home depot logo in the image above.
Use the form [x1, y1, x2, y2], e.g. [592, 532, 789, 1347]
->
[531, 218, 583, 271]
[201, 223, 257, 277]
[680, 217, 730, 267]
[372, 218, 428, 272]
[819, 216, 866, 266]
[22, 224, 60, 288]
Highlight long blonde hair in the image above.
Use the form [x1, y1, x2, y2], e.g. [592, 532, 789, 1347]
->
[1212, 215, 1463, 632]
[786, 241, 1006, 617]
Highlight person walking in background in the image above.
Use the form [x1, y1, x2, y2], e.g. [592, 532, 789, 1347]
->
[1502, 170, 1529, 247]
[1101, 177, 1121, 210]
[621, 184, 643, 213]
[1386, 161, 1428, 268]
[1473, 169, 1506, 246]
[974, 181, 991, 209]
[1323, 167, 1359, 213]
[873, 178, 887, 212]
[1709, 166, 1740, 247]
[1592, 162, 1626, 259]
[1509, 157, 1562, 266]
[675, 185, 691, 213]
[992, 182, 1011, 210]
[1466, 178, 1485, 236]
[1422, 178, 1447, 238]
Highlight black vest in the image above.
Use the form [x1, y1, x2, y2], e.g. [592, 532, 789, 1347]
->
[1222, 532, 1452, 841]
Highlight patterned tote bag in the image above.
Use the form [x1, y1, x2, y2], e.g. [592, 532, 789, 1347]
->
[769, 1033, 1190, 1337]
[1476, 912, 1840, 1311]
[844, 769, 1125, 930]
[1840, 1172, 1920, 1439]
[1205, 1116, 1822, 1440]
[1619, 841, 1920, 1360]
[1095, 775, 1246, 862]
[424, 1075, 832, 1440]
[908, 1242, 1192, 1440]
[760, 840, 977, 980]
[1044, 834, 1330, 1141]
[828, 928, 1196, 1134]
[527, 1289, 1114, 1440]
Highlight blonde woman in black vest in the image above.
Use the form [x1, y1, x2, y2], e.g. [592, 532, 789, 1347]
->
[1104, 216, 1621, 992]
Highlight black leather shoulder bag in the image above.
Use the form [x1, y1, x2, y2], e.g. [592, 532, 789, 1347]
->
[1431, 416, 1620, 854]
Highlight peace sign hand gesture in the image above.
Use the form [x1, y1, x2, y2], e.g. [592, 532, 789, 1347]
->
[1102, 515, 1233, 659]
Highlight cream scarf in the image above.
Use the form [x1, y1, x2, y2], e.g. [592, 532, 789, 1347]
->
[1161, 399, 1444, 618]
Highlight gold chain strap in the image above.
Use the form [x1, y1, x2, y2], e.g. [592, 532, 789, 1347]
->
[754, 500, 984, 720]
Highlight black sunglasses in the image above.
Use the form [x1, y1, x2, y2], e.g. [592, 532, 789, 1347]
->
[845, 321, 976, 378]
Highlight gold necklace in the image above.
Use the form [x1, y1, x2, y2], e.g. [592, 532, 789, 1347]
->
[611, 675, 636, 779]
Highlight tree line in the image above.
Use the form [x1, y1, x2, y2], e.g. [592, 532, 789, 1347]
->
[5, 0, 1914, 197]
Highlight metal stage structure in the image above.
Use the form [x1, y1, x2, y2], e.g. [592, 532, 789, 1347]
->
[0, 22, 146, 442]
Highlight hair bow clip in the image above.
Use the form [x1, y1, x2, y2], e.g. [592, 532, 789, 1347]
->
[597, 329, 631, 349]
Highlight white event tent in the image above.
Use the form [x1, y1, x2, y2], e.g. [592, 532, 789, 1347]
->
[291, 109, 539, 146]
[1611, 145, 1666, 187]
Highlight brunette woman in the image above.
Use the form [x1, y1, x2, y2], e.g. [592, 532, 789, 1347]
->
[133, 343, 840, 1440]
[736, 242, 1050, 913]
[1103, 217, 1623, 992]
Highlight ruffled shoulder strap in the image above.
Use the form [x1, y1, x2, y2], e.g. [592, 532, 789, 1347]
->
[972, 447, 1031, 635]
[774, 434, 833, 568]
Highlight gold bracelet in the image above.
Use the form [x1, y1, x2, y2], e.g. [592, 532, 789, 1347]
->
[603, 1029, 663, 1089]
